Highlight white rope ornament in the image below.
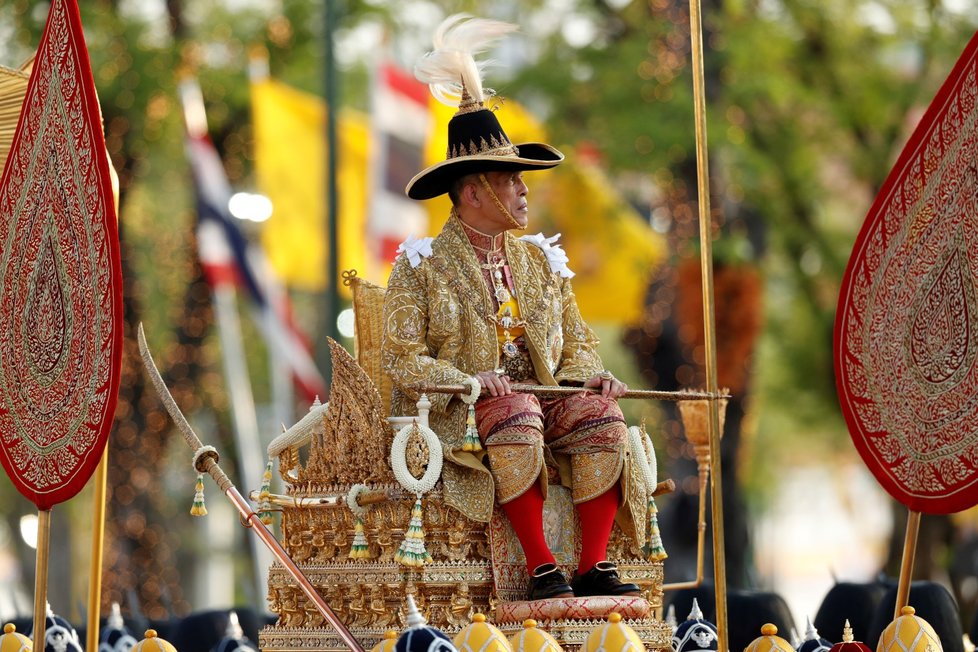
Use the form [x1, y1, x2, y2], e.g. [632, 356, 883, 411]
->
[628, 425, 657, 491]
[346, 483, 370, 517]
[192, 445, 219, 473]
[391, 421, 443, 495]
[460, 377, 481, 405]
[459, 377, 483, 452]
[347, 483, 372, 560]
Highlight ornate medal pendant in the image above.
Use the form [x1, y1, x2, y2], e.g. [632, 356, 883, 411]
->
[501, 333, 519, 358]
[492, 268, 511, 303]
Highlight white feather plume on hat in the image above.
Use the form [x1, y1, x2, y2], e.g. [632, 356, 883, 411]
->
[414, 14, 517, 107]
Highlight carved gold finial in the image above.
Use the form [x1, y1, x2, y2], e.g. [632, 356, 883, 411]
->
[456, 79, 483, 115]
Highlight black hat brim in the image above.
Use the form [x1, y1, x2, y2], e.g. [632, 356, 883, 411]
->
[405, 143, 563, 200]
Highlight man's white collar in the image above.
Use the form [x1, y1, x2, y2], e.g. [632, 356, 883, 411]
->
[396, 235, 434, 268]
[518, 232, 575, 278]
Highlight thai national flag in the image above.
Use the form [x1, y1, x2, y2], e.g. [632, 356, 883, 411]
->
[367, 61, 431, 264]
[180, 79, 327, 403]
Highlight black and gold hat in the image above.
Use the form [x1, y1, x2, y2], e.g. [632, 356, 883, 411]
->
[405, 15, 563, 201]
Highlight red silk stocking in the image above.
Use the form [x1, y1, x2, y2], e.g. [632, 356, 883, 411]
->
[575, 483, 621, 574]
[500, 482, 555, 572]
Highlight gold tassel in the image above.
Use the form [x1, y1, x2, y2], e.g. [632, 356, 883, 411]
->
[349, 517, 371, 559]
[258, 460, 274, 526]
[394, 497, 433, 567]
[461, 404, 482, 452]
[643, 497, 667, 561]
[190, 473, 207, 516]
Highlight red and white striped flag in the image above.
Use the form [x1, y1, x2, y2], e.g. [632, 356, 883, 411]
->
[367, 62, 432, 270]
[180, 78, 327, 402]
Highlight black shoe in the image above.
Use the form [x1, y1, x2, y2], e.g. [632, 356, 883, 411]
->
[528, 563, 574, 601]
[571, 561, 641, 597]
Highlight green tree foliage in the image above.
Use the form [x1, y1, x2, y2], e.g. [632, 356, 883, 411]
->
[511, 0, 977, 460]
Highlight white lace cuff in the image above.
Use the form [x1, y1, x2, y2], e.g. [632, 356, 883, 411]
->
[460, 377, 481, 405]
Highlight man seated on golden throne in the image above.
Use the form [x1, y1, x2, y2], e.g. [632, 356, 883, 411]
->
[382, 14, 645, 602]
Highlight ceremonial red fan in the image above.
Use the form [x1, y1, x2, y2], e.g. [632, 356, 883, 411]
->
[0, 0, 123, 644]
[835, 30, 978, 516]
[0, 0, 122, 510]
[835, 30, 978, 614]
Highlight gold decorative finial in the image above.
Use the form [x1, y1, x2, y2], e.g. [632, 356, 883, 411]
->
[842, 620, 853, 643]
[455, 80, 483, 115]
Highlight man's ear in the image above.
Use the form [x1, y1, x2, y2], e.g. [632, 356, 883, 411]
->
[460, 179, 481, 208]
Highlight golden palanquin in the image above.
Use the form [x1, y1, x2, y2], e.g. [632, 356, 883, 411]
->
[258, 278, 671, 652]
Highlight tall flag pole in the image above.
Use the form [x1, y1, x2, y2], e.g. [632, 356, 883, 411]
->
[686, 0, 728, 648]
[179, 73, 330, 408]
[323, 0, 341, 386]
[0, 0, 123, 643]
[178, 76, 272, 611]
[87, 158, 121, 652]
[86, 454, 109, 652]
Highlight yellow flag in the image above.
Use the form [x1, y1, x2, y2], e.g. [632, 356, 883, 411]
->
[422, 97, 664, 325]
[251, 78, 369, 293]
[532, 159, 665, 324]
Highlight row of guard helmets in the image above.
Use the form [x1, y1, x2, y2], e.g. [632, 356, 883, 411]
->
[380, 594, 644, 652]
[1, 597, 948, 652]
[325, 596, 951, 652]
[0, 605, 258, 652]
[0, 603, 126, 652]
[667, 599, 945, 652]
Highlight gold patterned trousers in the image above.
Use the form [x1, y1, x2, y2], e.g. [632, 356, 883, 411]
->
[474, 391, 627, 504]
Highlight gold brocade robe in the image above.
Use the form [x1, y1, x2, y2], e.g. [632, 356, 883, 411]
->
[383, 215, 602, 521]
[383, 217, 652, 542]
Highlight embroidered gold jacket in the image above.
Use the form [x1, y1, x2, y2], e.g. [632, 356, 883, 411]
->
[383, 216, 604, 522]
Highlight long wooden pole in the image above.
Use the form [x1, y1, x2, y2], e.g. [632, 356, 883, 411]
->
[33, 508, 52, 650]
[894, 510, 921, 618]
[322, 0, 341, 385]
[86, 452, 109, 652]
[414, 383, 727, 402]
[87, 154, 119, 650]
[211, 284, 272, 609]
[687, 0, 729, 648]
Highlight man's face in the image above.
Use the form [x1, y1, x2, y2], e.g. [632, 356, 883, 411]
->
[481, 170, 529, 229]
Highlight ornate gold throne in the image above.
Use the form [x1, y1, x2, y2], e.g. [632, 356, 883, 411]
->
[257, 273, 672, 652]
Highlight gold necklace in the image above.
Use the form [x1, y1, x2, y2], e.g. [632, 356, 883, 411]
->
[481, 252, 526, 358]
[481, 252, 512, 304]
